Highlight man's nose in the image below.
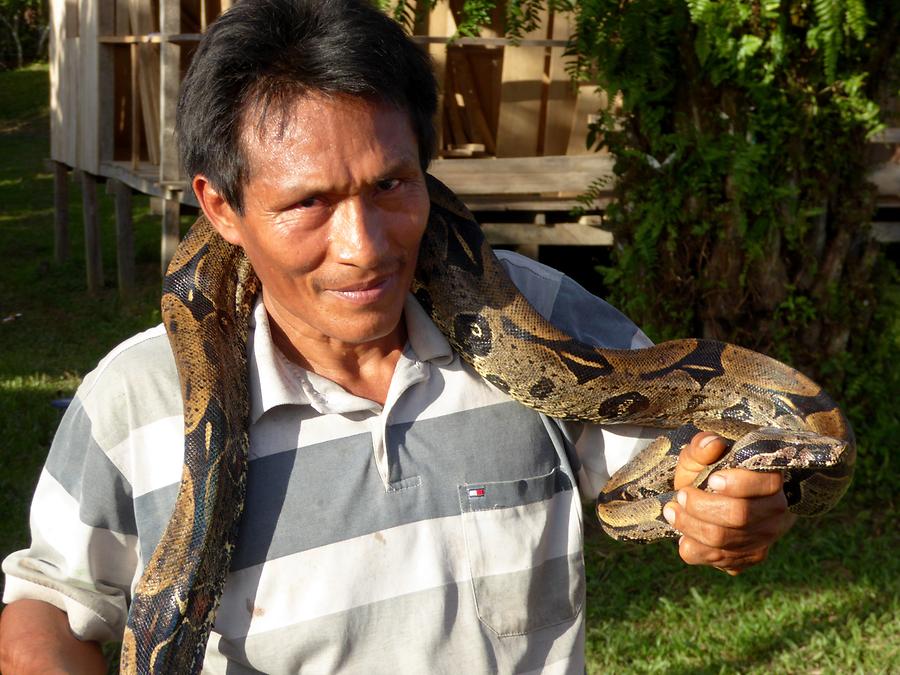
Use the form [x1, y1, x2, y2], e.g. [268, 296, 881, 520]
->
[331, 196, 389, 268]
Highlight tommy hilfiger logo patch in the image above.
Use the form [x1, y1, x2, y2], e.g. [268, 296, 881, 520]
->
[467, 487, 486, 499]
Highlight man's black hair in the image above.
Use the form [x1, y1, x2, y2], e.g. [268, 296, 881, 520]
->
[176, 0, 438, 214]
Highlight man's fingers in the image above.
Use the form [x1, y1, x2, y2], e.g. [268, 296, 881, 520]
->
[677, 535, 769, 573]
[704, 468, 785, 498]
[663, 491, 789, 548]
[674, 433, 727, 489]
[679, 486, 788, 528]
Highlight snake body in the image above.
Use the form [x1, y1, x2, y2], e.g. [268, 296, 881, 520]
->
[121, 175, 854, 672]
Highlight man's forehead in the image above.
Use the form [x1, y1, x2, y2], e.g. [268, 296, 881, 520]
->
[241, 90, 406, 145]
[236, 90, 420, 189]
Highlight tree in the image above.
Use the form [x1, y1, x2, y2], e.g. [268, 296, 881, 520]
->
[0, 0, 47, 70]
[417, 0, 899, 497]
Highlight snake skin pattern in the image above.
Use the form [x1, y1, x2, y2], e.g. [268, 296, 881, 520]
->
[120, 174, 855, 673]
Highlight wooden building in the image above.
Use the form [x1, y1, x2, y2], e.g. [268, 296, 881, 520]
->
[48, 0, 624, 292]
[48, 0, 899, 293]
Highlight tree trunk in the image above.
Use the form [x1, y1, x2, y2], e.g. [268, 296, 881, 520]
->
[0, 13, 24, 69]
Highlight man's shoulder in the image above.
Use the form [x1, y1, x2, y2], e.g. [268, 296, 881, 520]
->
[494, 250, 651, 350]
[76, 324, 179, 419]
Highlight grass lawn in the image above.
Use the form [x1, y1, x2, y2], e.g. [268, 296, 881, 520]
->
[1, 64, 897, 674]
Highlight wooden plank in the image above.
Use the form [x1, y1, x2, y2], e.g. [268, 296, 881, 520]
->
[108, 179, 136, 295]
[159, 0, 181, 184]
[871, 128, 900, 143]
[483, 222, 613, 246]
[869, 161, 900, 204]
[53, 161, 70, 263]
[449, 49, 496, 154]
[60, 38, 80, 167]
[544, 14, 577, 156]
[65, 0, 78, 37]
[131, 42, 140, 168]
[129, 0, 160, 165]
[49, 0, 65, 163]
[115, 0, 130, 35]
[79, 171, 104, 292]
[872, 222, 900, 243]
[77, 0, 97, 171]
[430, 154, 615, 196]
[424, 2, 455, 154]
[566, 85, 608, 155]
[161, 193, 181, 274]
[495, 10, 548, 157]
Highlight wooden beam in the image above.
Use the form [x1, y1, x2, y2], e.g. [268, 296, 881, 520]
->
[52, 161, 70, 263]
[483, 222, 614, 246]
[107, 178, 135, 295]
[79, 170, 104, 292]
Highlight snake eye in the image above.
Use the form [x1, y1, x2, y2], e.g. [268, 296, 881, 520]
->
[454, 313, 492, 357]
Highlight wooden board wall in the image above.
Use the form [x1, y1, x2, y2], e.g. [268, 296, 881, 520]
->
[50, 0, 117, 173]
[50, 1, 606, 176]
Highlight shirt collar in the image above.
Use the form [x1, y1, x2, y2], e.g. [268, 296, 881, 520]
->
[247, 293, 454, 423]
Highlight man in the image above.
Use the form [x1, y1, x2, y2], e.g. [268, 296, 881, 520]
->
[0, 1, 794, 672]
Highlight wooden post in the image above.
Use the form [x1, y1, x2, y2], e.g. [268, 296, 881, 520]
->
[52, 161, 70, 263]
[130, 41, 141, 170]
[161, 190, 181, 274]
[159, 0, 181, 274]
[108, 178, 135, 295]
[79, 170, 104, 293]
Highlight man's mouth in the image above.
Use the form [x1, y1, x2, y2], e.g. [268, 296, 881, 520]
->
[328, 275, 396, 304]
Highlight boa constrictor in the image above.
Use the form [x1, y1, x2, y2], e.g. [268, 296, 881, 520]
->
[120, 175, 855, 672]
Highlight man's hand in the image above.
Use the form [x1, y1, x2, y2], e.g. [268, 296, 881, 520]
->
[663, 432, 797, 575]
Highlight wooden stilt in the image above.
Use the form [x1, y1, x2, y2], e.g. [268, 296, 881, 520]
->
[161, 191, 181, 274]
[52, 161, 70, 264]
[79, 171, 104, 293]
[108, 178, 135, 295]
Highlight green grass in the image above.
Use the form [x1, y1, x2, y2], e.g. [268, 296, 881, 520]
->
[1, 64, 898, 674]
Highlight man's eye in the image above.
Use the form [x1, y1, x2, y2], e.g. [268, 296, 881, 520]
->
[376, 178, 400, 192]
[297, 196, 320, 208]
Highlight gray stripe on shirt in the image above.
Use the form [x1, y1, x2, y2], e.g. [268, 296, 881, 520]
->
[229, 400, 561, 571]
[44, 399, 137, 537]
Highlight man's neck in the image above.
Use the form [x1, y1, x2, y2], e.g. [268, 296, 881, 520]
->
[266, 311, 407, 406]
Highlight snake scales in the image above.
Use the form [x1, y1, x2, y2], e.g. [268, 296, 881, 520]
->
[120, 175, 854, 672]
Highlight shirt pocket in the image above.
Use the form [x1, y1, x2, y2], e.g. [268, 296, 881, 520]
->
[458, 466, 584, 637]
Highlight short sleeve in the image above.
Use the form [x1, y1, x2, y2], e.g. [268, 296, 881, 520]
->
[494, 250, 654, 497]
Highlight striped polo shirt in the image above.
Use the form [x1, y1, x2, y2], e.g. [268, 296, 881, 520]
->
[3, 251, 652, 674]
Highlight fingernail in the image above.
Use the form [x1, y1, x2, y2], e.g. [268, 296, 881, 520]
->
[663, 505, 676, 524]
[676, 490, 686, 507]
[700, 434, 719, 448]
[708, 474, 726, 491]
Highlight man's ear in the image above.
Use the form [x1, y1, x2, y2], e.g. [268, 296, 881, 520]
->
[193, 175, 244, 247]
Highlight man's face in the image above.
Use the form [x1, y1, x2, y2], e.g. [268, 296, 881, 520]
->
[215, 94, 430, 350]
